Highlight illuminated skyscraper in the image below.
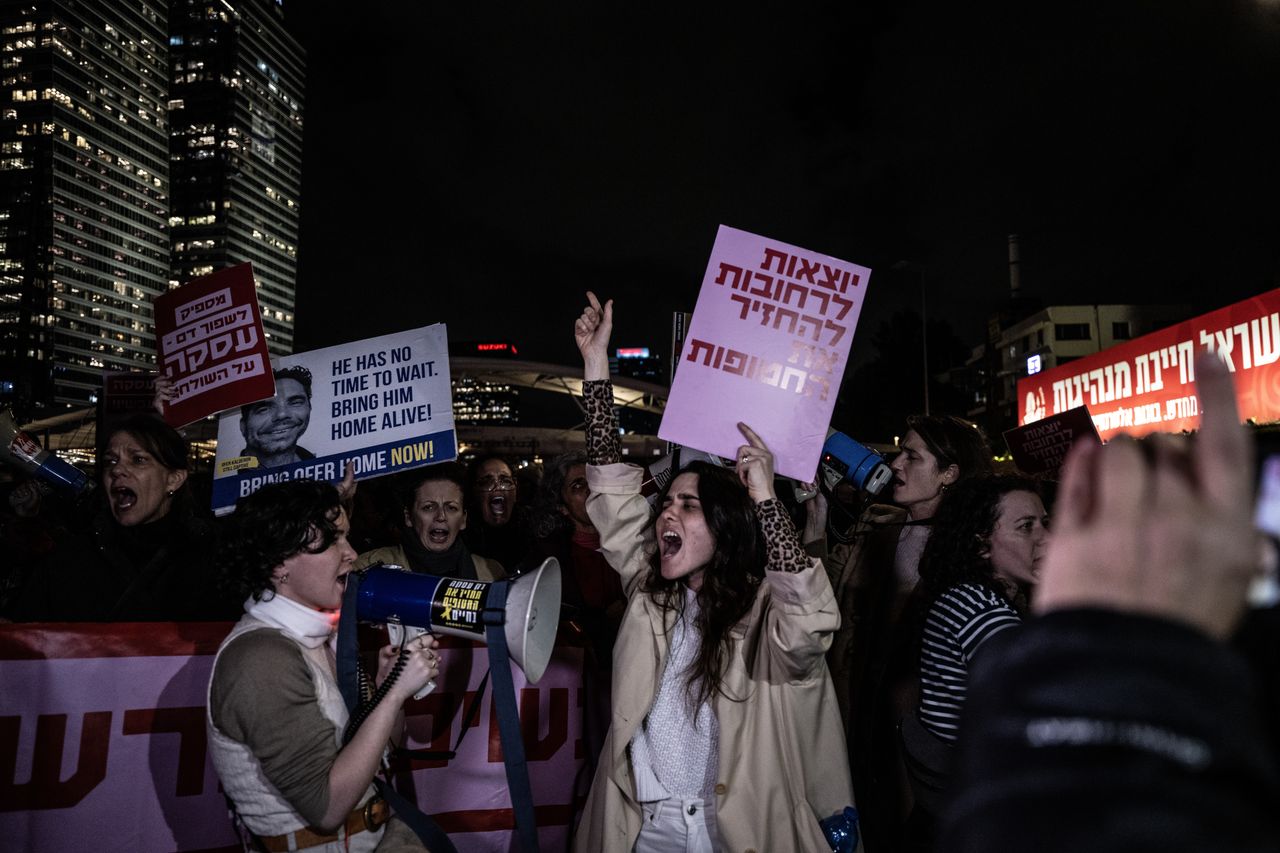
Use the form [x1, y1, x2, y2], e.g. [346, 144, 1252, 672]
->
[168, 0, 303, 355]
[0, 1, 170, 415]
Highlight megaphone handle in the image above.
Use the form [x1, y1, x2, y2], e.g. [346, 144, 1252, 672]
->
[413, 679, 436, 701]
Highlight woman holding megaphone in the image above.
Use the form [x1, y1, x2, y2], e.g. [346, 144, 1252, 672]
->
[571, 293, 854, 853]
[209, 480, 437, 852]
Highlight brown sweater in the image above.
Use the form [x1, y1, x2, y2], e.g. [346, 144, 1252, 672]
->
[209, 630, 340, 827]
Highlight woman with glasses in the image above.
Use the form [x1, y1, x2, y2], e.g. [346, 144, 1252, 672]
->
[462, 455, 533, 570]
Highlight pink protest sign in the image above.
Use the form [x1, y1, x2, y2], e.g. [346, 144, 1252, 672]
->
[659, 225, 871, 482]
[154, 263, 274, 428]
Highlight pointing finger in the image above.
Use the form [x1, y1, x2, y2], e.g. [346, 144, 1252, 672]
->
[737, 422, 766, 449]
[1193, 352, 1252, 510]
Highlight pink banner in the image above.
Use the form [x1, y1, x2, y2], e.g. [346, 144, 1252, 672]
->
[659, 225, 871, 482]
[1017, 288, 1280, 441]
[155, 264, 275, 429]
[0, 623, 585, 853]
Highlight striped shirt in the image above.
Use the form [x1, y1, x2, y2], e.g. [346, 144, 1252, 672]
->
[918, 583, 1021, 742]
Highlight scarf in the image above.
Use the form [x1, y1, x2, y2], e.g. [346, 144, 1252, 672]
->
[244, 592, 339, 648]
[401, 531, 477, 580]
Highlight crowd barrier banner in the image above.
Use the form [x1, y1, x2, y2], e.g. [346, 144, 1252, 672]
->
[1017, 288, 1280, 441]
[155, 264, 275, 430]
[210, 323, 456, 515]
[0, 622, 586, 853]
[659, 224, 872, 482]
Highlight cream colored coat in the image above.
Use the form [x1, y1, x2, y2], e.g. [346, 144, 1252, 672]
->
[574, 463, 855, 853]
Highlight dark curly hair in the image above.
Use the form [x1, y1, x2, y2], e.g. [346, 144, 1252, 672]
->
[527, 451, 586, 539]
[218, 480, 344, 602]
[917, 474, 1041, 606]
[642, 460, 765, 708]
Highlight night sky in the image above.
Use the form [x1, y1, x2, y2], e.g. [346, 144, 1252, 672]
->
[287, 1, 1280, 373]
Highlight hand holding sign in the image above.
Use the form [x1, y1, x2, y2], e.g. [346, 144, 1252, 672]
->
[1035, 354, 1263, 639]
[575, 291, 613, 382]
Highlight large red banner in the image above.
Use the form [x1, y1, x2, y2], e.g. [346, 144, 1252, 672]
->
[155, 264, 275, 428]
[0, 622, 586, 853]
[1017, 289, 1280, 441]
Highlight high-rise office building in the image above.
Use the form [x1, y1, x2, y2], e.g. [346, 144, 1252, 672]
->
[0, 1, 170, 416]
[168, 0, 302, 355]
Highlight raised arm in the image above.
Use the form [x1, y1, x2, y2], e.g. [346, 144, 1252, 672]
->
[737, 422, 839, 677]
[575, 290, 620, 465]
[576, 293, 651, 592]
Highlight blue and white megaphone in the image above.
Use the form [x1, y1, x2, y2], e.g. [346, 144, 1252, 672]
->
[820, 429, 893, 495]
[356, 559, 562, 696]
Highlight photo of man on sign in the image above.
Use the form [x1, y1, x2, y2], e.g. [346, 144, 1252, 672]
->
[238, 365, 315, 467]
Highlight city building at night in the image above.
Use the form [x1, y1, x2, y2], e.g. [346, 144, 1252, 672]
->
[168, 0, 303, 356]
[0, 1, 170, 416]
[451, 375, 519, 424]
[959, 303, 1191, 439]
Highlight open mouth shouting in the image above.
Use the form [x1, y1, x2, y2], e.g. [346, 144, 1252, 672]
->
[660, 529, 683, 560]
[110, 485, 138, 515]
[426, 524, 453, 547]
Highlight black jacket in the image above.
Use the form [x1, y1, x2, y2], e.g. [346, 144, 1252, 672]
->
[3, 508, 238, 622]
[942, 609, 1280, 853]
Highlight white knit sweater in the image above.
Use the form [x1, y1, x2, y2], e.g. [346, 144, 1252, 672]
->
[629, 587, 719, 801]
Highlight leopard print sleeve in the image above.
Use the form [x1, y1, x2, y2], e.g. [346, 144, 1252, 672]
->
[755, 498, 813, 574]
[582, 379, 621, 465]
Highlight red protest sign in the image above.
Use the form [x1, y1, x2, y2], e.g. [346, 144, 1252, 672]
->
[154, 264, 274, 428]
[1017, 288, 1280, 441]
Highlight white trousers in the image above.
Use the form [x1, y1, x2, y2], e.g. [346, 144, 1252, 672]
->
[633, 797, 720, 853]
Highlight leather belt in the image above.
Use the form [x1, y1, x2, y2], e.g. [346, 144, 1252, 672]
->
[256, 796, 389, 852]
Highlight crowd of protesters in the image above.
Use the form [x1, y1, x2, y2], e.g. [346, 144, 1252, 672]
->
[0, 292, 1278, 852]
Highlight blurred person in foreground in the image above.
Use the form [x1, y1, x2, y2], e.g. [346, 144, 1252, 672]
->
[943, 353, 1280, 852]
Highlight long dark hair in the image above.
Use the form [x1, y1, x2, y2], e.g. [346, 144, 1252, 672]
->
[917, 474, 1040, 606]
[218, 480, 344, 603]
[642, 461, 765, 707]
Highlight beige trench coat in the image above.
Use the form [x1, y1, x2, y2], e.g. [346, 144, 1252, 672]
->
[574, 463, 855, 853]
